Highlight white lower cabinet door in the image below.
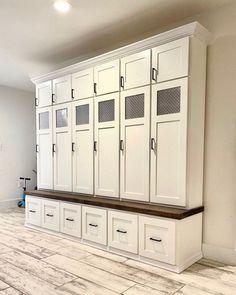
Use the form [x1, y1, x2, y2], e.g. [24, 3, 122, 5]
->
[150, 78, 188, 206]
[25, 196, 41, 227]
[41, 199, 60, 232]
[60, 202, 81, 237]
[94, 93, 119, 198]
[82, 206, 107, 245]
[53, 102, 72, 192]
[139, 216, 176, 265]
[72, 98, 94, 194]
[36, 107, 53, 189]
[108, 211, 138, 254]
[120, 86, 150, 202]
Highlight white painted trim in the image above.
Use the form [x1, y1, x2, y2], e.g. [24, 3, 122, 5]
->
[31, 22, 212, 84]
[203, 243, 236, 265]
[0, 198, 20, 209]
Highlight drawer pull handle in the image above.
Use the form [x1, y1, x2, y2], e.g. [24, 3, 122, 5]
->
[29, 210, 36, 213]
[46, 214, 54, 217]
[66, 218, 74, 222]
[152, 67, 158, 81]
[116, 229, 127, 234]
[89, 223, 98, 227]
[150, 237, 162, 242]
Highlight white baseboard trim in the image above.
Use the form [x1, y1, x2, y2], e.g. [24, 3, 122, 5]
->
[202, 243, 236, 265]
[0, 199, 20, 209]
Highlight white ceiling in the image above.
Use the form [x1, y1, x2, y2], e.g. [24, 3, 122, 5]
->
[0, 0, 233, 92]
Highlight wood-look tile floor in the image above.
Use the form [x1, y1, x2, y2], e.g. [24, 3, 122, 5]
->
[0, 208, 235, 295]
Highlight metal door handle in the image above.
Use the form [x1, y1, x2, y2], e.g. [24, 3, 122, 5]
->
[29, 210, 36, 213]
[72, 142, 75, 152]
[89, 223, 98, 227]
[94, 83, 97, 94]
[52, 144, 56, 153]
[66, 218, 74, 222]
[120, 76, 124, 88]
[36, 144, 39, 153]
[116, 229, 127, 234]
[46, 214, 54, 217]
[35, 98, 39, 107]
[152, 67, 158, 81]
[150, 237, 162, 242]
[151, 138, 156, 150]
[94, 141, 97, 152]
[52, 94, 56, 103]
[71, 89, 75, 99]
[120, 140, 124, 151]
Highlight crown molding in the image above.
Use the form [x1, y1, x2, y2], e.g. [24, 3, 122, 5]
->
[31, 22, 212, 85]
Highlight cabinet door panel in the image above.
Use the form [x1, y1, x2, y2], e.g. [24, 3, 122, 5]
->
[36, 107, 53, 189]
[121, 50, 151, 90]
[53, 103, 72, 191]
[152, 37, 189, 83]
[53, 75, 72, 104]
[60, 202, 81, 237]
[72, 68, 94, 100]
[94, 94, 119, 198]
[36, 81, 52, 108]
[120, 87, 150, 202]
[41, 199, 60, 232]
[151, 78, 188, 206]
[94, 60, 120, 95]
[25, 196, 41, 226]
[72, 98, 93, 194]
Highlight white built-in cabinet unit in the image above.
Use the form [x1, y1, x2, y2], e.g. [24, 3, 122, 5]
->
[31, 22, 211, 274]
[34, 22, 210, 208]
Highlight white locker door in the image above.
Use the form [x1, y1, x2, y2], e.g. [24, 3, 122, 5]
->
[36, 81, 52, 108]
[152, 37, 189, 83]
[120, 86, 150, 202]
[52, 75, 72, 104]
[53, 102, 72, 191]
[150, 78, 188, 206]
[94, 93, 119, 198]
[36, 107, 53, 189]
[94, 60, 120, 96]
[72, 68, 94, 100]
[72, 98, 94, 194]
[121, 50, 151, 90]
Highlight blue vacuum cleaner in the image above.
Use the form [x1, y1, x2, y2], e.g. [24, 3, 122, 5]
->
[17, 177, 31, 208]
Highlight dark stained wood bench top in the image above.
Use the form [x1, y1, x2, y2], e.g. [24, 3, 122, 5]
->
[26, 190, 204, 220]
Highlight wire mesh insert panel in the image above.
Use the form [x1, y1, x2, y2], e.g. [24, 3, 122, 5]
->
[125, 93, 144, 119]
[56, 108, 68, 128]
[98, 99, 115, 122]
[39, 111, 49, 130]
[76, 104, 89, 125]
[157, 87, 181, 116]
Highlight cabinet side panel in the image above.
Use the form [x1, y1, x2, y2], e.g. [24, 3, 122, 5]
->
[187, 37, 207, 208]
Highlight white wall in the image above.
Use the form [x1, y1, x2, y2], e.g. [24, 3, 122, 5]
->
[0, 85, 36, 208]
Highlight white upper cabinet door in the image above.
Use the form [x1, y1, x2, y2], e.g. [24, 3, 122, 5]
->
[36, 81, 52, 108]
[94, 60, 120, 96]
[72, 98, 94, 194]
[94, 93, 119, 198]
[52, 75, 72, 105]
[36, 107, 53, 189]
[120, 86, 150, 202]
[121, 50, 151, 90]
[152, 37, 189, 83]
[150, 78, 188, 206]
[53, 102, 72, 192]
[72, 68, 94, 100]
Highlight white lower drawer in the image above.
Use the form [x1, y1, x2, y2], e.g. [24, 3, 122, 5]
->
[139, 215, 176, 264]
[25, 196, 41, 226]
[108, 210, 138, 254]
[60, 202, 81, 238]
[41, 199, 60, 232]
[82, 206, 107, 245]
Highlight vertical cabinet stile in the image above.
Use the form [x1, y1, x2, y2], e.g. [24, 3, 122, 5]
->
[53, 102, 72, 192]
[36, 107, 53, 189]
[120, 86, 150, 202]
[94, 93, 119, 198]
[150, 78, 188, 206]
[72, 98, 94, 194]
